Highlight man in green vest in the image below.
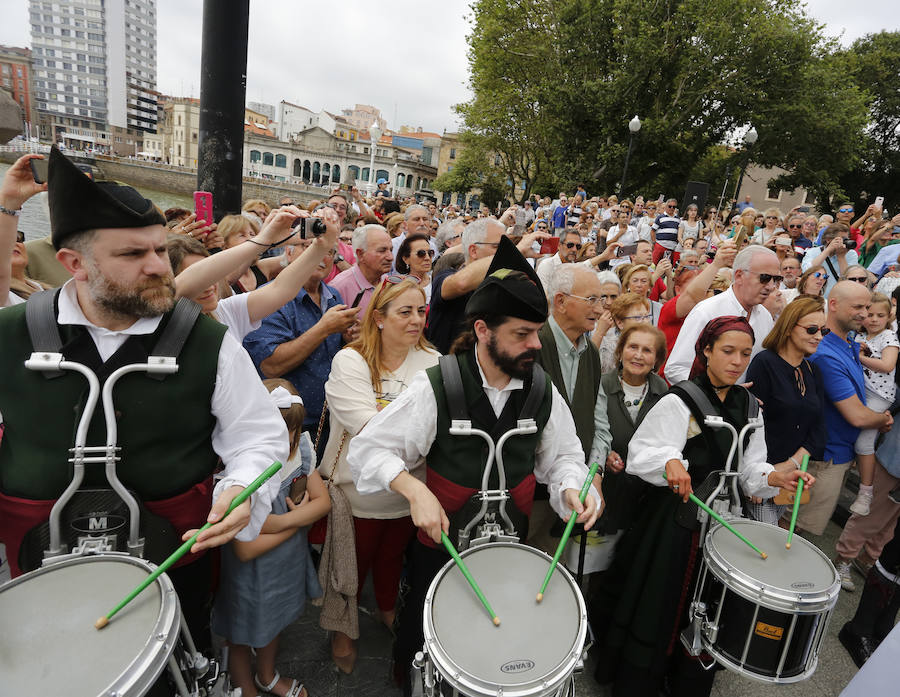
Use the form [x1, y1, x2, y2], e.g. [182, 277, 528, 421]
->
[530, 264, 612, 553]
[348, 235, 601, 695]
[0, 149, 287, 648]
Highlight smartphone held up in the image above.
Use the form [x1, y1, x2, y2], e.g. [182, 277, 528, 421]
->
[193, 191, 214, 225]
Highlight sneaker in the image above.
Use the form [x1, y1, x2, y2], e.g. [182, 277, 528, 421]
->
[836, 560, 856, 592]
[850, 490, 873, 516]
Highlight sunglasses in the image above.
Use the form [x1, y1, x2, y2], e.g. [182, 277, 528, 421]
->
[414, 248, 435, 259]
[838, 208, 854, 213]
[798, 324, 830, 336]
[381, 273, 421, 289]
[788, 224, 802, 229]
[565, 242, 583, 250]
[757, 273, 784, 285]
[845, 276, 868, 284]
[812, 271, 829, 279]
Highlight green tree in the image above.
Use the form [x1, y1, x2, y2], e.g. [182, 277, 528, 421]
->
[459, 0, 868, 205]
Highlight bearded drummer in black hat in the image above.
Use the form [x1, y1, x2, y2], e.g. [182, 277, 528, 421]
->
[347, 235, 602, 695]
[0, 151, 286, 649]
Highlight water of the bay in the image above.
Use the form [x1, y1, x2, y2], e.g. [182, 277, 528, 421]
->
[0, 162, 192, 243]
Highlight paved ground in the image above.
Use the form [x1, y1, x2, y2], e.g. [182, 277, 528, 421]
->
[0, 520, 883, 696]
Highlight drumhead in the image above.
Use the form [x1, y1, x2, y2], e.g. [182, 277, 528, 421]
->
[0, 554, 180, 696]
[705, 519, 839, 611]
[425, 543, 585, 695]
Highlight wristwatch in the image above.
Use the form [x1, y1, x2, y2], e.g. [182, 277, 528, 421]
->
[0, 205, 22, 217]
[334, 253, 345, 263]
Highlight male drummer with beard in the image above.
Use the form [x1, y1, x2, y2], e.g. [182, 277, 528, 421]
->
[0, 150, 286, 652]
[347, 235, 602, 696]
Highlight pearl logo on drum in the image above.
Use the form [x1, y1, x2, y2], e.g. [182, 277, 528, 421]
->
[500, 659, 536, 674]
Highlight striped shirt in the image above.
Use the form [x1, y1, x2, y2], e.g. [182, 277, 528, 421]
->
[652, 214, 681, 249]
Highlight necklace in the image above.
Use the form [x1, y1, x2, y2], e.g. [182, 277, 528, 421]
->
[709, 383, 731, 392]
[619, 375, 649, 408]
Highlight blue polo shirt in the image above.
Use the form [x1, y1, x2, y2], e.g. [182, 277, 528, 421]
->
[809, 331, 865, 463]
[243, 282, 344, 429]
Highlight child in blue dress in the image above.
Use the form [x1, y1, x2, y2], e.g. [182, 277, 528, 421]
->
[212, 379, 329, 697]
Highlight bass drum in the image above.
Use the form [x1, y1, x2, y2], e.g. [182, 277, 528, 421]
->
[421, 542, 586, 697]
[696, 519, 840, 683]
[0, 553, 197, 695]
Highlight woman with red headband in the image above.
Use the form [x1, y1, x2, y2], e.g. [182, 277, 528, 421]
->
[591, 316, 815, 697]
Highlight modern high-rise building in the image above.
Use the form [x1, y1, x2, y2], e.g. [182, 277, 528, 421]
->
[28, 0, 158, 149]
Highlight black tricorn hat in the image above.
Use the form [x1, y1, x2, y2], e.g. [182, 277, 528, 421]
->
[465, 235, 548, 323]
[48, 146, 165, 249]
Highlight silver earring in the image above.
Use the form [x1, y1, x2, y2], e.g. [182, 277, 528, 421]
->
[378, 324, 384, 329]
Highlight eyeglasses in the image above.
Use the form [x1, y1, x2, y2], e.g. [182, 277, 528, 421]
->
[380, 273, 421, 289]
[797, 324, 830, 336]
[414, 248, 435, 259]
[16, 231, 25, 243]
[565, 242, 583, 250]
[838, 208, 854, 213]
[757, 273, 784, 285]
[338, 236, 352, 243]
[474, 241, 500, 249]
[624, 313, 653, 322]
[765, 215, 779, 220]
[845, 276, 868, 284]
[563, 292, 602, 305]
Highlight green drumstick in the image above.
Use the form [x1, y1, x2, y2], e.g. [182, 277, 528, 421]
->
[96, 461, 283, 629]
[441, 532, 500, 626]
[537, 461, 601, 602]
[664, 473, 768, 559]
[785, 454, 810, 549]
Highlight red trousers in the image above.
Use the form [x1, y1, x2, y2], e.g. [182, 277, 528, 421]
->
[652, 243, 679, 266]
[353, 515, 415, 612]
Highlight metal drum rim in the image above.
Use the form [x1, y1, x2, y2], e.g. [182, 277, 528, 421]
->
[702, 521, 840, 613]
[700, 638, 820, 684]
[0, 553, 180, 697]
[423, 542, 587, 697]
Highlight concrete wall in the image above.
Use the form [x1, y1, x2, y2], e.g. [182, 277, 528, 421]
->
[0, 151, 332, 209]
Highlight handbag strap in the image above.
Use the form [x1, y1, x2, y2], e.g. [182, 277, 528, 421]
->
[316, 398, 349, 489]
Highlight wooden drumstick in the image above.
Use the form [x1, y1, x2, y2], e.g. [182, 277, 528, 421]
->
[440, 532, 500, 626]
[785, 454, 810, 549]
[537, 461, 600, 602]
[96, 462, 282, 629]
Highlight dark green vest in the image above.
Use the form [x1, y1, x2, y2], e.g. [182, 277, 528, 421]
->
[536, 322, 601, 461]
[425, 351, 553, 490]
[0, 299, 226, 501]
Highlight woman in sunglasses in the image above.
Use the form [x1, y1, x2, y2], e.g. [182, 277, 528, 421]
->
[395, 233, 435, 304]
[751, 207, 784, 246]
[745, 296, 827, 525]
[785, 265, 828, 304]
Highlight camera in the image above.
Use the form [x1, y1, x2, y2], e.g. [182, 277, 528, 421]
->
[291, 216, 326, 238]
[843, 238, 856, 250]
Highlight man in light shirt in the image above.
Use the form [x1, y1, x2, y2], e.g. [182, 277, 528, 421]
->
[665, 245, 779, 384]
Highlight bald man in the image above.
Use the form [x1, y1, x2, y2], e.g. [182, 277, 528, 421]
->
[800, 281, 893, 537]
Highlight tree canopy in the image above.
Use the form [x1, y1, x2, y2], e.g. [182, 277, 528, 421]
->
[453, 0, 892, 211]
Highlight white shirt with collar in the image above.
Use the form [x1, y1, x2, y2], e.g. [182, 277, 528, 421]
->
[56, 280, 286, 540]
[664, 286, 774, 385]
[347, 345, 600, 521]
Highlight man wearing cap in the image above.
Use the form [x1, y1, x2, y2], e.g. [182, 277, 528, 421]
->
[0, 150, 285, 648]
[348, 236, 601, 694]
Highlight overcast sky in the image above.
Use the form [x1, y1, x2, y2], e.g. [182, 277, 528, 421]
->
[0, 1, 895, 133]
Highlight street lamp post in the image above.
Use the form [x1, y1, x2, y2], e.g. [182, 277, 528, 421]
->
[367, 122, 382, 195]
[618, 115, 641, 197]
[734, 126, 758, 206]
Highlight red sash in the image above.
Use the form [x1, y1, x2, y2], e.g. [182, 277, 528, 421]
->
[418, 466, 535, 548]
[0, 477, 213, 578]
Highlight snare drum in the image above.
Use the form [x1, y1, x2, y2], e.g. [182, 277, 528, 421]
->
[0, 554, 198, 695]
[694, 519, 839, 683]
[421, 542, 587, 697]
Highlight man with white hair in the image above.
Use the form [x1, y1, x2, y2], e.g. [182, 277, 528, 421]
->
[425, 218, 546, 353]
[665, 245, 780, 384]
[391, 204, 439, 265]
[435, 217, 465, 253]
[330, 223, 393, 318]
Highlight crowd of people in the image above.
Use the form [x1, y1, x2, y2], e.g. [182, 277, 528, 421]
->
[1, 150, 900, 697]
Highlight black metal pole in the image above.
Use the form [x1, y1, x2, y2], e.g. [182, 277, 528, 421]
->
[619, 133, 635, 198]
[197, 0, 250, 220]
[734, 146, 753, 207]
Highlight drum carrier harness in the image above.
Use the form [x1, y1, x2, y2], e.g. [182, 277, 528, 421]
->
[438, 354, 546, 551]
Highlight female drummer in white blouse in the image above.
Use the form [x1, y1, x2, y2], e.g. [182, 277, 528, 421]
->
[592, 316, 814, 697]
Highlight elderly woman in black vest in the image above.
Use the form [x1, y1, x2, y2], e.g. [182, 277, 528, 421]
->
[592, 316, 815, 697]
